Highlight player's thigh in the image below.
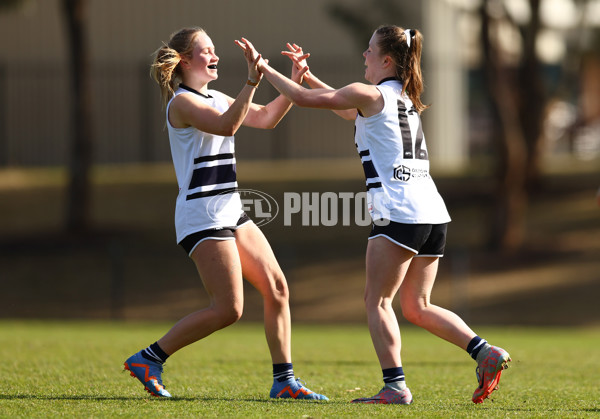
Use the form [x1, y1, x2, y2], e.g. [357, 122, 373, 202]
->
[399, 256, 439, 307]
[365, 236, 414, 302]
[234, 222, 287, 296]
[190, 238, 244, 306]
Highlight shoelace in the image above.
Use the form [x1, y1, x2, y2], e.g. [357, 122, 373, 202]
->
[295, 378, 307, 388]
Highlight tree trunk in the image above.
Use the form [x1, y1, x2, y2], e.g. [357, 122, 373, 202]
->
[63, 0, 92, 233]
[491, 79, 529, 250]
[480, 1, 529, 251]
[519, 0, 546, 191]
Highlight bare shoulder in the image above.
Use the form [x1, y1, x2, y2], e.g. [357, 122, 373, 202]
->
[169, 93, 214, 128]
[342, 83, 383, 117]
[343, 82, 380, 98]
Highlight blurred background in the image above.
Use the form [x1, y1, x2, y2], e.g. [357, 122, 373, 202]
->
[0, 0, 598, 326]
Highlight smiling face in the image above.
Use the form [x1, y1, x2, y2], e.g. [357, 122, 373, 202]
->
[182, 31, 219, 84]
[362, 32, 392, 84]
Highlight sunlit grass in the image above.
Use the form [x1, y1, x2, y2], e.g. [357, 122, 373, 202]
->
[2, 321, 599, 417]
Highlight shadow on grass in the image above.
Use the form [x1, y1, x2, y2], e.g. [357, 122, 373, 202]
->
[0, 394, 174, 401]
[299, 359, 371, 367]
[485, 406, 600, 414]
[0, 394, 341, 404]
[301, 359, 469, 367]
[3, 394, 597, 413]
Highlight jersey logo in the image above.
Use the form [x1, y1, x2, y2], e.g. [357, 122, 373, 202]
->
[393, 165, 411, 182]
[393, 165, 430, 182]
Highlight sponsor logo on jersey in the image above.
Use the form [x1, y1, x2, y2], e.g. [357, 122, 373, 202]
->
[393, 165, 430, 182]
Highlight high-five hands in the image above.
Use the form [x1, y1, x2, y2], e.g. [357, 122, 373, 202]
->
[282, 43, 310, 84]
[234, 37, 264, 85]
[235, 38, 310, 86]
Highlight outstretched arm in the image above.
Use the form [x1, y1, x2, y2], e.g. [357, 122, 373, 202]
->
[260, 60, 377, 119]
[237, 39, 381, 120]
[281, 44, 357, 121]
[234, 38, 302, 129]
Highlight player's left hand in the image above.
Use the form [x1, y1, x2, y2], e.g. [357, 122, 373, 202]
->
[282, 43, 310, 84]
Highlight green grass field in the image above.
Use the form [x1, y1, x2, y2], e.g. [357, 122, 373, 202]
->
[2, 321, 599, 417]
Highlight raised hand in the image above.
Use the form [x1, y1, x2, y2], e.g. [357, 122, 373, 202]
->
[282, 43, 310, 83]
[235, 37, 264, 84]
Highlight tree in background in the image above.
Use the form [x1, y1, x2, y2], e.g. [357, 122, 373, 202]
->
[62, 0, 92, 234]
[0, 0, 92, 234]
[479, 0, 546, 251]
[477, 0, 599, 250]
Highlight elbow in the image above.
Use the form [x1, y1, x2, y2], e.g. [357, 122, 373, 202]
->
[222, 127, 237, 137]
[255, 108, 281, 129]
[214, 128, 235, 137]
[217, 124, 239, 137]
[265, 120, 279, 129]
[254, 120, 277, 130]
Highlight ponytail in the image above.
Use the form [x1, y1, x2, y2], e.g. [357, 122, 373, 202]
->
[150, 27, 204, 108]
[150, 45, 183, 108]
[376, 25, 429, 113]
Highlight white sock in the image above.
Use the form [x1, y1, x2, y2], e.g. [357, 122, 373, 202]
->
[475, 343, 492, 363]
[384, 380, 407, 391]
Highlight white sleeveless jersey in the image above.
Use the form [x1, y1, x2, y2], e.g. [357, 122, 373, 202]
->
[354, 79, 451, 224]
[166, 87, 242, 243]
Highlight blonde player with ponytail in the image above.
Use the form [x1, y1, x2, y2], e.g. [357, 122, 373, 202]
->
[243, 25, 511, 405]
[123, 27, 328, 401]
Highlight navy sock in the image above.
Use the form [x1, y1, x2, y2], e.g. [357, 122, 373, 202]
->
[273, 363, 294, 382]
[382, 367, 405, 384]
[141, 342, 169, 364]
[466, 336, 487, 360]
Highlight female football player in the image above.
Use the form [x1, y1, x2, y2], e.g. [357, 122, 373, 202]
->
[123, 27, 327, 401]
[241, 25, 510, 404]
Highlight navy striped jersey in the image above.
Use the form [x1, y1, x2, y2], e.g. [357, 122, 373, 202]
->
[354, 79, 451, 224]
[166, 87, 242, 244]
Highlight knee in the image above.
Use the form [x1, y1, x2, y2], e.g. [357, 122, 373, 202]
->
[265, 272, 290, 306]
[401, 300, 426, 326]
[363, 293, 375, 311]
[363, 291, 389, 314]
[214, 302, 243, 328]
[223, 306, 243, 327]
[275, 274, 289, 301]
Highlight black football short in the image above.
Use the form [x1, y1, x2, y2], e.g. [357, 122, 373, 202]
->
[369, 221, 448, 257]
[179, 212, 252, 256]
